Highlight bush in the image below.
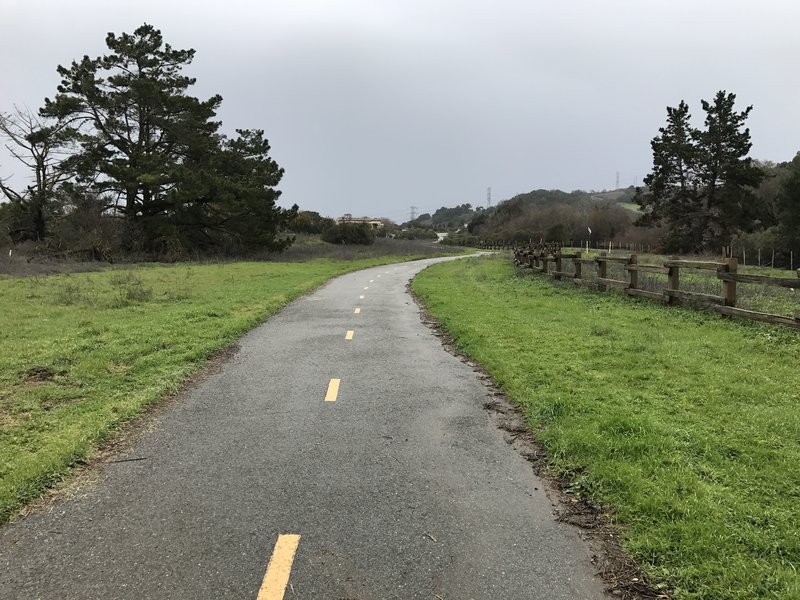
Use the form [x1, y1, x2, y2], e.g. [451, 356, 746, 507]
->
[440, 233, 478, 247]
[321, 222, 376, 245]
[288, 211, 335, 234]
[509, 229, 537, 243]
[396, 228, 438, 240]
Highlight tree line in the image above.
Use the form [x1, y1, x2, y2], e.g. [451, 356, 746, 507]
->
[0, 24, 296, 259]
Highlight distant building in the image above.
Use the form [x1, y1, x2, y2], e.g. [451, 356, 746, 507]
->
[336, 214, 384, 229]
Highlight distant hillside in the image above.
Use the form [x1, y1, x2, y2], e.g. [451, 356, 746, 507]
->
[591, 188, 641, 214]
[402, 203, 481, 231]
[401, 187, 649, 244]
[591, 188, 635, 203]
[465, 186, 655, 245]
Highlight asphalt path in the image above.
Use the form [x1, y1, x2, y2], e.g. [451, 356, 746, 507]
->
[1, 256, 607, 599]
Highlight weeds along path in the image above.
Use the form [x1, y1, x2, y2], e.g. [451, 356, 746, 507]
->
[0, 255, 606, 599]
[411, 255, 800, 600]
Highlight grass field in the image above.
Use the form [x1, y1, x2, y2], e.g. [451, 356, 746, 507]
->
[0, 249, 455, 523]
[412, 256, 800, 600]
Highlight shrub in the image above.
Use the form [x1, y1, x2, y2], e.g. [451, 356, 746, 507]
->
[440, 233, 478, 246]
[321, 223, 376, 245]
[396, 228, 438, 240]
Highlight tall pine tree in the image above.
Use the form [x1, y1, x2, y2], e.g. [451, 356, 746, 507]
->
[40, 24, 294, 254]
[636, 101, 705, 252]
[170, 129, 296, 252]
[42, 25, 220, 250]
[693, 91, 764, 248]
[637, 91, 764, 252]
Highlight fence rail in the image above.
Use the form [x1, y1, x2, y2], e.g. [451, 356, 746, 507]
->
[508, 243, 800, 330]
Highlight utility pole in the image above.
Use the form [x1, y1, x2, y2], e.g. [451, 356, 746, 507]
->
[486, 187, 492, 208]
[615, 171, 620, 189]
[410, 206, 418, 221]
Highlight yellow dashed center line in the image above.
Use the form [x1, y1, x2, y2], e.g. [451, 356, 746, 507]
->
[345, 330, 354, 340]
[325, 378, 341, 402]
[257, 534, 301, 600]
[354, 307, 361, 314]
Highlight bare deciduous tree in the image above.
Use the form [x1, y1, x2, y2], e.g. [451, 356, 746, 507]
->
[0, 106, 74, 241]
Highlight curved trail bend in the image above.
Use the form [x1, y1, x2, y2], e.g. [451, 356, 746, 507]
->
[1, 256, 606, 599]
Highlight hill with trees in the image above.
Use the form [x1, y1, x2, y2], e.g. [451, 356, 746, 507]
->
[455, 92, 799, 263]
[462, 187, 650, 247]
[402, 203, 481, 232]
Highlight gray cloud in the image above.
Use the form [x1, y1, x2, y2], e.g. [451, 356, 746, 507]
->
[2, 0, 799, 221]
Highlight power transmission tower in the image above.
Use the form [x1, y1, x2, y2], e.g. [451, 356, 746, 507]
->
[410, 206, 418, 221]
[486, 187, 492, 208]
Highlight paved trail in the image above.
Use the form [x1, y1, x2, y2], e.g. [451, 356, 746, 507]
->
[1, 257, 607, 599]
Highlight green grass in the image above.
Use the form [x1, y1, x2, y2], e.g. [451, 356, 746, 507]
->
[619, 202, 643, 214]
[412, 256, 800, 600]
[0, 254, 448, 523]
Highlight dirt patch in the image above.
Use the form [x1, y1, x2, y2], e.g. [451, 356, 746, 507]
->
[22, 366, 61, 382]
[39, 394, 84, 411]
[0, 413, 22, 428]
[410, 283, 670, 600]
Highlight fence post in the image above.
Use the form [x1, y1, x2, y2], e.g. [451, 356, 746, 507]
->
[723, 258, 738, 307]
[628, 254, 638, 290]
[597, 251, 607, 291]
[574, 252, 582, 280]
[667, 256, 680, 304]
[541, 252, 549, 274]
[795, 271, 800, 321]
[554, 253, 563, 281]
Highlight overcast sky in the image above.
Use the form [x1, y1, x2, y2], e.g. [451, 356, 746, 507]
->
[2, 0, 799, 222]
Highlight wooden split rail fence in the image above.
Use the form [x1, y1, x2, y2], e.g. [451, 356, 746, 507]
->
[478, 241, 515, 251]
[512, 245, 800, 330]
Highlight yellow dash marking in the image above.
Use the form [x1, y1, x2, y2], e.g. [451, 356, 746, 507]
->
[257, 534, 301, 600]
[325, 378, 341, 402]
[345, 330, 354, 340]
[359, 294, 365, 299]
[354, 307, 361, 314]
